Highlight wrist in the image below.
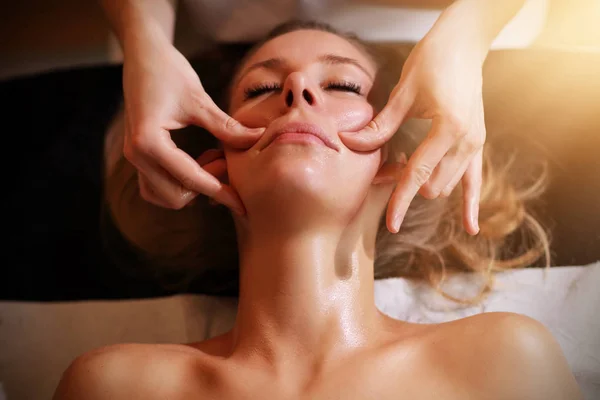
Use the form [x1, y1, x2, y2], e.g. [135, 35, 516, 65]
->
[428, 0, 527, 65]
[101, 0, 176, 54]
[122, 19, 171, 59]
[427, 2, 490, 66]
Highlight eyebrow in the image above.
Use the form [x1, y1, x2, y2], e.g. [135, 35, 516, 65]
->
[235, 53, 374, 85]
[318, 54, 374, 80]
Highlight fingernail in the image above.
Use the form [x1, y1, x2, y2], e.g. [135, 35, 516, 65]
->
[250, 127, 266, 135]
[391, 213, 403, 233]
[472, 197, 480, 233]
[220, 191, 245, 216]
[373, 176, 397, 185]
[205, 148, 223, 156]
[232, 205, 245, 216]
[399, 152, 407, 165]
[226, 202, 245, 216]
[473, 212, 480, 233]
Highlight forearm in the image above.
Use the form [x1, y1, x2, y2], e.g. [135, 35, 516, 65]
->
[429, 0, 528, 63]
[100, 0, 178, 52]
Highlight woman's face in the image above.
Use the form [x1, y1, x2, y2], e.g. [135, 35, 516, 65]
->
[225, 29, 385, 223]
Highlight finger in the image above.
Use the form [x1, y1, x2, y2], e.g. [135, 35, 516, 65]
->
[420, 136, 481, 199]
[150, 141, 244, 214]
[122, 119, 151, 172]
[196, 149, 225, 166]
[439, 137, 483, 199]
[373, 153, 408, 184]
[461, 150, 483, 235]
[201, 158, 228, 181]
[186, 92, 264, 148]
[125, 127, 243, 213]
[138, 172, 178, 209]
[137, 158, 198, 210]
[372, 163, 407, 185]
[123, 127, 202, 210]
[386, 117, 458, 233]
[200, 158, 242, 213]
[196, 149, 228, 181]
[439, 155, 472, 198]
[339, 86, 414, 151]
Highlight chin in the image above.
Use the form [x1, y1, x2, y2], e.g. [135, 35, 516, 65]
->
[243, 170, 376, 231]
[226, 144, 382, 223]
[248, 153, 337, 208]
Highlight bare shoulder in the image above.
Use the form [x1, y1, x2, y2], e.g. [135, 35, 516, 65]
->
[428, 312, 583, 400]
[52, 343, 216, 400]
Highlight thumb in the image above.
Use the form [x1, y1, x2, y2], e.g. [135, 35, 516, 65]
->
[186, 91, 264, 148]
[339, 88, 413, 151]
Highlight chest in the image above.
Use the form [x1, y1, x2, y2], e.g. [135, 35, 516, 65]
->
[212, 352, 468, 400]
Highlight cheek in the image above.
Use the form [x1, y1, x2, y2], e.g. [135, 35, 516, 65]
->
[329, 100, 379, 186]
[331, 100, 374, 133]
[230, 99, 279, 129]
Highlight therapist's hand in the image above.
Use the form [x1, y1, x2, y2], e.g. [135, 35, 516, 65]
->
[340, 33, 485, 236]
[122, 35, 263, 214]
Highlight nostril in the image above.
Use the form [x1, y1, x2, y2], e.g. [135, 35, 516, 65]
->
[302, 89, 313, 105]
[286, 91, 293, 107]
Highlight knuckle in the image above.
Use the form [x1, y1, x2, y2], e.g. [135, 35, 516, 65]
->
[410, 164, 434, 187]
[366, 118, 382, 134]
[447, 115, 469, 139]
[420, 182, 439, 199]
[452, 127, 468, 140]
[224, 116, 239, 131]
[465, 138, 483, 152]
[440, 186, 453, 198]
[129, 132, 154, 155]
[429, 187, 441, 199]
[463, 140, 477, 153]
[179, 175, 197, 192]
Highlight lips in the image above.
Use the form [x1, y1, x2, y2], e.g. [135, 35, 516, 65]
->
[264, 122, 339, 151]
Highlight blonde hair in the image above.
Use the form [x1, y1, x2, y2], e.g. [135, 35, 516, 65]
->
[374, 118, 550, 305]
[104, 22, 551, 304]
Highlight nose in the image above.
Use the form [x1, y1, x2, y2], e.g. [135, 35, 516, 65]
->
[282, 72, 322, 109]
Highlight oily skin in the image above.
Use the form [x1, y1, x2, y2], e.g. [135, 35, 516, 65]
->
[222, 29, 407, 387]
[52, 29, 582, 400]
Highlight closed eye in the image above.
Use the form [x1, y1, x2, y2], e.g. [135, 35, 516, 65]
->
[324, 81, 362, 95]
[243, 80, 363, 100]
[244, 83, 282, 100]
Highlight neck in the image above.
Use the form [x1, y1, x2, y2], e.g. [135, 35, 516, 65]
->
[227, 212, 391, 379]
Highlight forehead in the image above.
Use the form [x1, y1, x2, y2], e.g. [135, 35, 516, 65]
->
[241, 29, 376, 74]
